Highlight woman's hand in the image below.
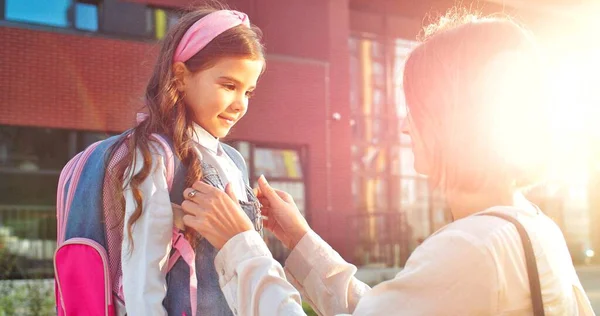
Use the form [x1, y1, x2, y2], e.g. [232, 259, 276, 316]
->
[256, 176, 310, 249]
[181, 181, 254, 250]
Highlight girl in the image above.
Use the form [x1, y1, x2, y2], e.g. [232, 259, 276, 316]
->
[181, 9, 596, 316]
[110, 5, 265, 316]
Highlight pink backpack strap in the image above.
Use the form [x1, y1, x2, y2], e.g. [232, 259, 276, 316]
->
[168, 228, 198, 316]
[56, 150, 83, 245]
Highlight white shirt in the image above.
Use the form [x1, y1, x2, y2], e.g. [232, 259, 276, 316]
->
[190, 124, 248, 203]
[121, 126, 248, 316]
[215, 199, 595, 315]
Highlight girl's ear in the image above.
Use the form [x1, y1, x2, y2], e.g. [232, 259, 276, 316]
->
[172, 62, 189, 92]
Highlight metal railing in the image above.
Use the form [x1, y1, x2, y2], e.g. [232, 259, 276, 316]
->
[344, 211, 412, 267]
[0, 205, 56, 279]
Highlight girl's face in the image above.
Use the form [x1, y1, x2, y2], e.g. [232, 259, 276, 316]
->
[178, 57, 264, 138]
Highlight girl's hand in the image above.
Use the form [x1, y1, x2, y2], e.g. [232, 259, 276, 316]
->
[181, 181, 254, 250]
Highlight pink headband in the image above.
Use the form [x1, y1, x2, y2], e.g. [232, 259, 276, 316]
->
[173, 10, 250, 63]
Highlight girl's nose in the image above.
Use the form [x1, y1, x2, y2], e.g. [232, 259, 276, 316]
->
[231, 95, 248, 113]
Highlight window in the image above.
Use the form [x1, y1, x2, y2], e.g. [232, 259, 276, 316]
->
[4, 0, 100, 31]
[349, 37, 391, 213]
[0, 126, 71, 171]
[254, 147, 303, 180]
[0, 125, 111, 278]
[226, 140, 308, 263]
[349, 35, 443, 265]
[148, 7, 181, 40]
[227, 141, 307, 216]
[73, 1, 99, 32]
[5, 0, 71, 27]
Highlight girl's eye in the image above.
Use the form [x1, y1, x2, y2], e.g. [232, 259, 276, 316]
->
[223, 84, 236, 91]
[246, 91, 255, 98]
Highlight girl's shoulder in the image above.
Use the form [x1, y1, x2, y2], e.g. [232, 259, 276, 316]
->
[129, 134, 175, 162]
[124, 135, 174, 180]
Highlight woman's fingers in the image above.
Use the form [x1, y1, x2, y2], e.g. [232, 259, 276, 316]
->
[260, 205, 270, 216]
[181, 199, 204, 216]
[191, 181, 218, 194]
[224, 183, 240, 206]
[183, 181, 219, 203]
[273, 189, 294, 203]
[257, 176, 284, 204]
[182, 214, 203, 231]
[258, 197, 271, 209]
[253, 186, 261, 198]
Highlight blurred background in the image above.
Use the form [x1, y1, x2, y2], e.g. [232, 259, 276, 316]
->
[0, 0, 599, 313]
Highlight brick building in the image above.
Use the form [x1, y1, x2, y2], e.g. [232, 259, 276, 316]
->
[0, 0, 598, 277]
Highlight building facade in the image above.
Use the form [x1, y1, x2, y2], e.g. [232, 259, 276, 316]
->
[1, 0, 598, 278]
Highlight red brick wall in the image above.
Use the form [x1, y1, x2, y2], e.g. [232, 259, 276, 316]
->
[0, 26, 152, 131]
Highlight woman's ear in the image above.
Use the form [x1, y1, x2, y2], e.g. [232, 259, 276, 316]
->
[172, 62, 189, 92]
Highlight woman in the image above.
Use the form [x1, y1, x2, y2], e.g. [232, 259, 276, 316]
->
[180, 10, 595, 316]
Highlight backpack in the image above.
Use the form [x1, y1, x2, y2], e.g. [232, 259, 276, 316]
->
[54, 130, 248, 316]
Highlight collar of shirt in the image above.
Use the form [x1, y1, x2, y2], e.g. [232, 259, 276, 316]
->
[191, 123, 222, 156]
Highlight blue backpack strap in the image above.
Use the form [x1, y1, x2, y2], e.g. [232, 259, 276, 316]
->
[64, 131, 129, 245]
[169, 159, 188, 205]
[221, 143, 250, 186]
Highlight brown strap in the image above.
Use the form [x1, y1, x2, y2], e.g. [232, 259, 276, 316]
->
[478, 212, 545, 316]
